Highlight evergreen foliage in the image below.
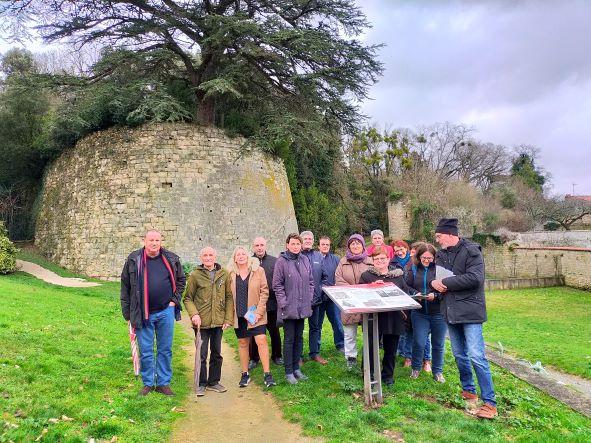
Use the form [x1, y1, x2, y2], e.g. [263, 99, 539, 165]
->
[0, 221, 19, 274]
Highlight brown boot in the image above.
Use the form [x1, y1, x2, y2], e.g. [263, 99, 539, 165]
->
[403, 358, 412, 368]
[461, 390, 478, 401]
[311, 355, 328, 365]
[422, 360, 432, 373]
[139, 386, 154, 396]
[476, 403, 498, 419]
[155, 385, 175, 396]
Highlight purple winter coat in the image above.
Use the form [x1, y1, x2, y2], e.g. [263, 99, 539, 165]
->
[272, 251, 314, 320]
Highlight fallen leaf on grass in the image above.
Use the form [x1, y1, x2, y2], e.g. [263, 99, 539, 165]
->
[93, 354, 106, 359]
[14, 410, 25, 418]
[317, 424, 323, 431]
[34, 428, 48, 441]
[171, 407, 185, 413]
[383, 430, 405, 442]
[128, 419, 136, 424]
[61, 415, 74, 422]
[352, 392, 362, 399]
[110, 437, 118, 442]
[47, 418, 59, 424]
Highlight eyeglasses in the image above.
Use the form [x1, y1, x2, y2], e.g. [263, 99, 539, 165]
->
[420, 256, 434, 261]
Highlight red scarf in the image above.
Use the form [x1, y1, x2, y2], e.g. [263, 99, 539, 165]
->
[142, 249, 177, 321]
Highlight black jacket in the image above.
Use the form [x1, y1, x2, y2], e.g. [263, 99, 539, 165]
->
[404, 262, 442, 316]
[359, 267, 413, 335]
[255, 253, 278, 311]
[120, 247, 186, 328]
[435, 238, 487, 324]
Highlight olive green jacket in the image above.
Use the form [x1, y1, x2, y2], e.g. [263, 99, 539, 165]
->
[183, 264, 234, 329]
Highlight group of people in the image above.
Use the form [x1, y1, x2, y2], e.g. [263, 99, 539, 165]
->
[120, 217, 497, 419]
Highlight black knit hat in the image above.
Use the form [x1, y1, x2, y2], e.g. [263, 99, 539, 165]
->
[435, 218, 459, 236]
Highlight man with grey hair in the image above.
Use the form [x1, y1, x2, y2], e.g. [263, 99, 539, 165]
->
[300, 230, 329, 364]
[121, 230, 186, 396]
[183, 246, 234, 396]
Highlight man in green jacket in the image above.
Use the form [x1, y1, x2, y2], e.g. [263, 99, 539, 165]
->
[183, 246, 234, 396]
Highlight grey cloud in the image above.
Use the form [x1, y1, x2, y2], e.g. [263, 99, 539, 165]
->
[357, 0, 591, 195]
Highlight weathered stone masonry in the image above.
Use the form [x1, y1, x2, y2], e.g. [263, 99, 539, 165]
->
[35, 123, 298, 279]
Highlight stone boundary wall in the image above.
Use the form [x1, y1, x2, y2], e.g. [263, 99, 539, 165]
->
[35, 123, 298, 279]
[484, 245, 591, 290]
[514, 230, 591, 248]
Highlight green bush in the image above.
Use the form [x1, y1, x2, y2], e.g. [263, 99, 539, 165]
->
[543, 221, 560, 231]
[0, 222, 19, 274]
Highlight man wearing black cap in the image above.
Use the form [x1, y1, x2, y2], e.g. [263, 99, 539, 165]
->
[431, 218, 497, 419]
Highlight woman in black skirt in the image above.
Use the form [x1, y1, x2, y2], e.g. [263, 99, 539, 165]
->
[359, 246, 415, 386]
[228, 246, 276, 388]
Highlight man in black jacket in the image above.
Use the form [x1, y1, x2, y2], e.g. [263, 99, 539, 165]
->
[120, 230, 186, 396]
[249, 237, 283, 368]
[431, 218, 497, 419]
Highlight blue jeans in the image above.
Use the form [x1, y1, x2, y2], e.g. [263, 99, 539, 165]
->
[137, 305, 174, 387]
[398, 328, 431, 360]
[447, 322, 496, 406]
[411, 311, 447, 374]
[309, 299, 345, 357]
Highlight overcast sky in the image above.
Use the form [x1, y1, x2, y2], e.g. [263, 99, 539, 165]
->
[357, 0, 591, 196]
[2, 1, 590, 195]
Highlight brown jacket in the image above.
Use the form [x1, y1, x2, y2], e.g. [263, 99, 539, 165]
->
[230, 260, 269, 329]
[335, 256, 373, 325]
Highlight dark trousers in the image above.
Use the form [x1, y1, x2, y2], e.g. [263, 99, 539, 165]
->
[368, 327, 400, 381]
[250, 310, 282, 361]
[308, 299, 345, 357]
[283, 319, 305, 375]
[197, 327, 223, 386]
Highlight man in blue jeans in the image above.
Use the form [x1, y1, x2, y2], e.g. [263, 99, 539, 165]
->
[121, 230, 186, 396]
[432, 218, 497, 419]
[301, 231, 330, 364]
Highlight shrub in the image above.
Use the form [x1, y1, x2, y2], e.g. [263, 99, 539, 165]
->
[0, 221, 19, 274]
[543, 221, 560, 231]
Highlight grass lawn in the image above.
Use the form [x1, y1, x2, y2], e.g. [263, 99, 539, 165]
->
[225, 291, 591, 442]
[486, 286, 591, 379]
[0, 271, 190, 442]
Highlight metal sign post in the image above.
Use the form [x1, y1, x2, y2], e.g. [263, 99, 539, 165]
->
[362, 313, 383, 406]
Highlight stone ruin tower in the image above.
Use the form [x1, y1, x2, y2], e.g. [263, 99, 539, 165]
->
[35, 123, 298, 279]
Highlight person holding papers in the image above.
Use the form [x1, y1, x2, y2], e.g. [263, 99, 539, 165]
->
[404, 243, 447, 383]
[431, 218, 497, 419]
[228, 246, 276, 388]
[359, 247, 414, 386]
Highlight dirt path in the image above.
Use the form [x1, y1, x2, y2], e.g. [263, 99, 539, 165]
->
[171, 318, 317, 443]
[16, 260, 101, 287]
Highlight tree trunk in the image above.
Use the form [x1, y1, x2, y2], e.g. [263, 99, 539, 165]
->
[196, 91, 215, 125]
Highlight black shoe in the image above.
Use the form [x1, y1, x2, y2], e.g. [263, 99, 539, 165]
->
[239, 372, 251, 388]
[264, 372, 277, 387]
[248, 359, 259, 371]
[272, 357, 284, 366]
[382, 378, 394, 386]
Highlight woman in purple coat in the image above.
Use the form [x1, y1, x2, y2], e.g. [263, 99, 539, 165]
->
[272, 233, 315, 384]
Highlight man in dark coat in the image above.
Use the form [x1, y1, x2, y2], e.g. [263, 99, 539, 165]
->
[248, 237, 283, 369]
[120, 230, 186, 396]
[431, 218, 497, 419]
[300, 231, 330, 364]
[318, 236, 344, 354]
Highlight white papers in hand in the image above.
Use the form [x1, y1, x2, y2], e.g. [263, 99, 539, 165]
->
[436, 265, 455, 280]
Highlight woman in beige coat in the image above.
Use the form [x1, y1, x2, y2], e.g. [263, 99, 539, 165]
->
[334, 233, 372, 369]
[228, 246, 276, 388]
